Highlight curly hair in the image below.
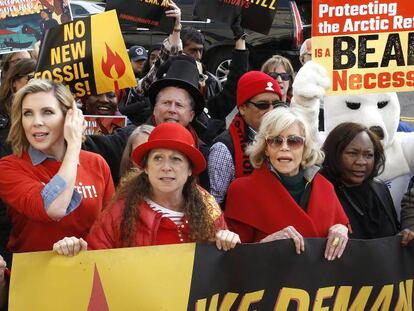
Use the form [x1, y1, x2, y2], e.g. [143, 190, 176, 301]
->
[115, 160, 216, 247]
[322, 122, 385, 184]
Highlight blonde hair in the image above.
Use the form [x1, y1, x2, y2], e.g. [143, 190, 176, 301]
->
[247, 107, 324, 169]
[261, 55, 295, 98]
[8, 79, 74, 156]
[119, 124, 154, 177]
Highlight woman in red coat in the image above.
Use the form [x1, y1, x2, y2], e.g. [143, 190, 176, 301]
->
[54, 123, 240, 255]
[225, 107, 350, 260]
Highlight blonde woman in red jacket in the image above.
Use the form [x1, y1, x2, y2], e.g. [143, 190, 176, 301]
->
[225, 107, 350, 261]
[53, 123, 240, 255]
[0, 79, 114, 253]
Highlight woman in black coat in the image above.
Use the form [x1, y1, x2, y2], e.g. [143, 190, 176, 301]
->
[321, 122, 414, 244]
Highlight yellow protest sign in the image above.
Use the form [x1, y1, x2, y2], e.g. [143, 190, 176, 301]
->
[312, 0, 414, 95]
[35, 10, 136, 97]
[9, 244, 195, 310]
[91, 10, 136, 95]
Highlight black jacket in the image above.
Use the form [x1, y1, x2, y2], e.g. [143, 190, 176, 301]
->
[329, 176, 400, 239]
[195, 49, 249, 145]
[118, 88, 153, 126]
[206, 49, 249, 121]
[83, 125, 137, 185]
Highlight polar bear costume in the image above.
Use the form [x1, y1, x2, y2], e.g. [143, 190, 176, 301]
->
[291, 61, 414, 217]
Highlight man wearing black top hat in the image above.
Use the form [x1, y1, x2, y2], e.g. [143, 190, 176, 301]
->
[148, 55, 204, 127]
[83, 54, 211, 189]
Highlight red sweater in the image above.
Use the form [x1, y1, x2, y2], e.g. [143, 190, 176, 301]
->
[225, 164, 349, 243]
[87, 189, 227, 249]
[0, 151, 114, 252]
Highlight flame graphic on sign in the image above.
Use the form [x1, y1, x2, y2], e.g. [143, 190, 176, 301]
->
[87, 264, 110, 311]
[101, 43, 126, 93]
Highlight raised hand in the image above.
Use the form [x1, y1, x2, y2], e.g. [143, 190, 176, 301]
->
[63, 101, 85, 148]
[292, 61, 330, 106]
[165, 0, 181, 25]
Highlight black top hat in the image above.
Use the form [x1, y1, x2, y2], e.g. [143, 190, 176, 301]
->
[148, 55, 204, 116]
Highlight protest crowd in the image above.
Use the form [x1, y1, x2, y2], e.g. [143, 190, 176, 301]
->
[1, 0, 414, 309]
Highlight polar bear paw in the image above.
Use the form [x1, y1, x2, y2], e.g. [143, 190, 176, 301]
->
[292, 61, 330, 106]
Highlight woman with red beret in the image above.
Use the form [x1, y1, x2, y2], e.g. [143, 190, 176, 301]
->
[54, 123, 240, 255]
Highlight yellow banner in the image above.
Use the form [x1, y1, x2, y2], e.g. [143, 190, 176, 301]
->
[9, 244, 195, 310]
[313, 31, 414, 95]
[91, 10, 136, 94]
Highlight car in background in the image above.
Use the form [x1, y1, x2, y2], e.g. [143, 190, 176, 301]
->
[70, 0, 105, 19]
[119, 0, 311, 82]
[88, 0, 311, 82]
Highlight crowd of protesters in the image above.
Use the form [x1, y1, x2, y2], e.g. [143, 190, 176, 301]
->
[0, 0, 414, 308]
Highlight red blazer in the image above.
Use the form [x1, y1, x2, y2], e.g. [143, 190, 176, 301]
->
[87, 189, 227, 249]
[225, 164, 349, 243]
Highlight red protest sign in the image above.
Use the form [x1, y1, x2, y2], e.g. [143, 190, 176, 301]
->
[84, 115, 127, 136]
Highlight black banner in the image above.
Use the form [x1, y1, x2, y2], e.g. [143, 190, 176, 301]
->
[188, 236, 414, 310]
[9, 235, 414, 309]
[194, 0, 277, 35]
[106, 0, 174, 34]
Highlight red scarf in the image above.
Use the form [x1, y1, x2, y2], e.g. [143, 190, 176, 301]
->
[228, 113, 253, 178]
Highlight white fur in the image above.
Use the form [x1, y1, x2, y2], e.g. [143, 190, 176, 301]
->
[292, 61, 414, 216]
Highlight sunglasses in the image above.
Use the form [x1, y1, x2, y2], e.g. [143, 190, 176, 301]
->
[247, 100, 288, 110]
[268, 72, 291, 81]
[266, 135, 305, 149]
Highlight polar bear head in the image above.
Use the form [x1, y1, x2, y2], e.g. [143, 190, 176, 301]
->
[324, 92, 400, 147]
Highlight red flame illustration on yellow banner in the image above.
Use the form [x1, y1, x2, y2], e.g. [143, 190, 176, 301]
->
[101, 43, 126, 94]
[87, 264, 109, 311]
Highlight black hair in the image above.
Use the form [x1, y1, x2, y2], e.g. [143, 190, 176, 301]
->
[181, 27, 205, 47]
[321, 122, 385, 184]
[40, 9, 51, 16]
[142, 43, 162, 76]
